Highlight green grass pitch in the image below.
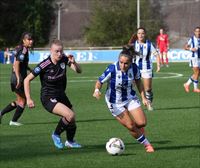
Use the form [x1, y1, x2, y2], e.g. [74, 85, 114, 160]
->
[0, 63, 199, 168]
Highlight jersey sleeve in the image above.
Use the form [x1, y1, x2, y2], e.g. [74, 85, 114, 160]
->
[187, 38, 192, 46]
[15, 46, 28, 62]
[98, 64, 114, 84]
[32, 64, 42, 77]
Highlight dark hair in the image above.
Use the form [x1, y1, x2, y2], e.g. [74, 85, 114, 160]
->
[20, 32, 33, 44]
[194, 26, 200, 31]
[119, 44, 139, 60]
[137, 27, 146, 33]
[128, 27, 147, 44]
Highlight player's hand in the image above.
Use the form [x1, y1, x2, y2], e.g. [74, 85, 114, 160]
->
[27, 98, 35, 108]
[93, 89, 101, 100]
[67, 55, 75, 63]
[142, 98, 149, 106]
[156, 65, 160, 72]
[16, 79, 21, 89]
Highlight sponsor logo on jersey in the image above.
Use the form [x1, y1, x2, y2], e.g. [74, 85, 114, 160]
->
[19, 54, 25, 61]
[50, 98, 57, 103]
[34, 67, 41, 74]
[60, 63, 65, 69]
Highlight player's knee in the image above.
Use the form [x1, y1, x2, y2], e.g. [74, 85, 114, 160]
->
[125, 122, 135, 131]
[17, 100, 26, 108]
[66, 112, 75, 123]
[137, 121, 147, 128]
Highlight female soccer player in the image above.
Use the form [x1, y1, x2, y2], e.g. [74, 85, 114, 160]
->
[93, 45, 154, 153]
[183, 26, 200, 93]
[128, 27, 160, 111]
[0, 32, 33, 126]
[156, 28, 169, 67]
[24, 39, 82, 149]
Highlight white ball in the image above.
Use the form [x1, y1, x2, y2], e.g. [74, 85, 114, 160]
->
[106, 138, 125, 155]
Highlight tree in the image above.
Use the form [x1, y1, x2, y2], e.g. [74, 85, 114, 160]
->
[0, 0, 55, 48]
[84, 0, 165, 46]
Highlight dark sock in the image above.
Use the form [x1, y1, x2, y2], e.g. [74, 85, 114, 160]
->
[54, 118, 68, 136]
[66, 123, 77, 142]
[12, 105, 24, 122]
[1, 102, 17, 116]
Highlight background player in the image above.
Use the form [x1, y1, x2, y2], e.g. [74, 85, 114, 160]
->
[128, 27, 160, 111]
[0, 32, 33, 126]
[183, 26, 200, 93]
[156, 28, 169, 67]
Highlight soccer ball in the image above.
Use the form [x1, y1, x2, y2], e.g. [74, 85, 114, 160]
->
[106, 138, 125, 155]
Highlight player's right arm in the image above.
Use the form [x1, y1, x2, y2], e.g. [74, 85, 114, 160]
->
[184, 38, 198, 52]
[24, 73, 36, 108]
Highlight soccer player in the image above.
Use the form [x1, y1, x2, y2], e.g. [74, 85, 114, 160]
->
[93, 45, 154, 153]
[128, 27, 160, 111]
[156, 28, 169, 67]
[0, 32, 33, 126]
[24, 39, 82, 149]
[183, 26, 200, 93]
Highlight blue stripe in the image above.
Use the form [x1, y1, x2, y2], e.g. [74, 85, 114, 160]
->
[198, 39, 200, 58]
[147, 59, 151, 69]
[146, 40, 151, 60]
[137, 135, 146, 143]
[191, 37, 195, 58]
[121, 72, 128, 101]
[138, 58, 142, 70]
[110, 67, 116, 103]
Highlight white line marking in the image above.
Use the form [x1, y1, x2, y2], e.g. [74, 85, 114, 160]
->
[0, 72, 184, 84]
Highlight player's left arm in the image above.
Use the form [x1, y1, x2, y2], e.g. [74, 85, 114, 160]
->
[151, 44, 160, 72]
[67, 55, 82, 73]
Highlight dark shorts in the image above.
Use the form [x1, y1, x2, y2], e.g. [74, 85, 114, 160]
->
[41, 94, 73, 113]
[10, 72, 24, 94]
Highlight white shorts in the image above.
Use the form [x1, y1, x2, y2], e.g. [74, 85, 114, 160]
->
[189, 57, 200, 68]
[140, 69, 153, 79]
[105, 96, 141, 117]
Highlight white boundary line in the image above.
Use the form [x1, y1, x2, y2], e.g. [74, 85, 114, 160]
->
[0, 72, 184, 84]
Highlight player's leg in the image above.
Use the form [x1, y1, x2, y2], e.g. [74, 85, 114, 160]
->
[116, 110, 154, 152]
[163, 51, 169, 67]
[184, 58, 200, 93]
[52, 100, 81, 148]
[191, 67, 200, 92]
[143, 78, 153, 111]
[9, 92, 26, 126]
[0, 101, 17, 124]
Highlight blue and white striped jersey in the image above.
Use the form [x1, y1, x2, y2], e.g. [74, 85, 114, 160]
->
[187, 36, 200, 58]
[98, 62, 141, 104]
[133, 40, 157, 71]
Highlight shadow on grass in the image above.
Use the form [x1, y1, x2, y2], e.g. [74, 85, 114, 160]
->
[23, 118, 115, 125]
[155, 144, 200, 151]
[155, 106, 200, 111]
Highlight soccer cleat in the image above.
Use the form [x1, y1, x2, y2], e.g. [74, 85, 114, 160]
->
[183, 83, 190, 93]
[147, 103, 153, 111]
[193, 89, 200, 93]
[9, 121, 23, 126]
[145, 144, 154, 153]
[65, 140, 82, 148]
[51, 133, 64, 149]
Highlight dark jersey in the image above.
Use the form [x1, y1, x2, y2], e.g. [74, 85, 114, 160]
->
[12, 45, 29, 80]
[32, 55, 70, 97]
